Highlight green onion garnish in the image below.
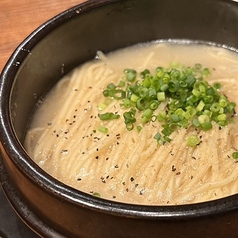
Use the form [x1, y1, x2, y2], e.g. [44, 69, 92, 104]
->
[232, 152, 238, 159]
[98, 112, 120, 120]
[98, 125, 109, 133]
[98, 64, 236, 145]
[92, 192, 101, 198]
[187, 135, 200, 147]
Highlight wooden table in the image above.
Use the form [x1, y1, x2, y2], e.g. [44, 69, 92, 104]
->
[0, 0, 86, 74]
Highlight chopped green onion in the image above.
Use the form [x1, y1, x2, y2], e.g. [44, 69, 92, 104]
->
[123, 109, 136, 131]
[98, 102, 108, 110]
[118, 80, 126, 88]
[160, 84, 169, 92]
[107, 83, 116, 90]
[150, 100, 159, 110]
[98, 112, 120, 120]
[141, 109, 153, 124]
[232, 152, 238, 159]
[157, 111, 167, 122]
[157, 92, 166, 101]
[137, 125, 143, 132]
[196, 100, 205, 111]
[99, 63, 236, 148]
[140, 69, 150, 78]
[213, 82, 221, 89]
[187, 135, 200, 147]
[201, 121, 213, 131]
[131, 94, 140, 102]
[194, 63, 202, 70]
[93, 192, 101, 198]
[136, 98, 150, 111]
[98, 125, 109, 133]
[124, 69, 137, 82]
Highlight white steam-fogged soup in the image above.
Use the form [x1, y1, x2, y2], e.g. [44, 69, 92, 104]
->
[25, 42, 238, 205]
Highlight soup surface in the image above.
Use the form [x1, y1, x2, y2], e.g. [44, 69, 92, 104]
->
[25, 42, 238, 205]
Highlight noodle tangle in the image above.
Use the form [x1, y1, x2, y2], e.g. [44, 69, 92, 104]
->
[25, 43, 238, 205]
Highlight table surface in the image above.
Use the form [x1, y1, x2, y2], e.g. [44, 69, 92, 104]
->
[0, 1, 86, 237]
[0, 0, 86, 74]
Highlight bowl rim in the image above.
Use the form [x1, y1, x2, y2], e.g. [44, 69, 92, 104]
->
[1, 0, 238, 220]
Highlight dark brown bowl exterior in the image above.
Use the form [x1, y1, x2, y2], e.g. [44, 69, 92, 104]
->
[1, 0, 238, 237]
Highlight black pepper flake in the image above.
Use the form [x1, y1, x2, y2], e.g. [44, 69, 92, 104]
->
[192, 156, 197, 160]
[172, 165, 176, 172]
[112, 195, 116, 199]
[176, 172, 181, 175]
[122, 181, 126, 186]
[191, 176, 194, 179]
[130, 177, 134, 182]
[47, 122, 52, 126]
[114, 164, 119, 168]
[135, 184, 139, 188]
[106, 175, 109, 179]
[100, 177, 106, 183]
[77, 178, 82, 181]
[126, 188, 129, 192]
[96, 148, 99, 151]
[95, 156, 99, 160]
[105, 157, 109, 161]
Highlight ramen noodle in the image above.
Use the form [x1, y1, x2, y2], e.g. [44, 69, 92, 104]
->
[25, 42, 238, 205]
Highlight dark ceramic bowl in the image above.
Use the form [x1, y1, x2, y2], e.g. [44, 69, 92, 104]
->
[1, 0, 238, 237]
